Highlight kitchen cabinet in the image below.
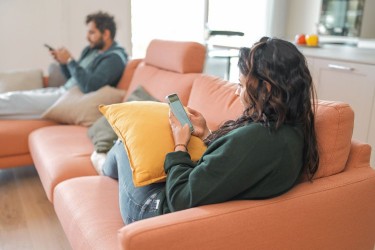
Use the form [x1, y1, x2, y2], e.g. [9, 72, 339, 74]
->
[306, 56, 375, 167]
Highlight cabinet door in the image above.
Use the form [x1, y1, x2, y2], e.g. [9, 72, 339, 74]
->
[313, 58, 375, 143]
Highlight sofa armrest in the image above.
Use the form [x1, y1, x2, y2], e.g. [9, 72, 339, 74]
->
[116, 59, 143, 91]
[117, 167, 375, 250]
[0, 68, 44, 93]
[345, 139, 372, 169]
[43, 76, 49, 87]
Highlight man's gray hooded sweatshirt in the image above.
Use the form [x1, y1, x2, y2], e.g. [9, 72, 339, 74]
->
[61, 42, 128, 93]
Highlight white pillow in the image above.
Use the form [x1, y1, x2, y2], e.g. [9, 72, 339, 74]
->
[0, 69, 43, 93]
[42, 86, 126, 126]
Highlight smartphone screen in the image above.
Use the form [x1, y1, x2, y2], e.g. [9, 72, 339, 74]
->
[166, 93, 194, 132]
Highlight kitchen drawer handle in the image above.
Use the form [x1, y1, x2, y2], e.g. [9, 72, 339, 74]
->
[328, 64, 354, 71]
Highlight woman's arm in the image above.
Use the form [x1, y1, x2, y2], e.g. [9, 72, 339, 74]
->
[163, 124, 304, 212]
[163, 129, 261, 212]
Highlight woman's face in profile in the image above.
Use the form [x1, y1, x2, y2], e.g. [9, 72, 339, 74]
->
[235, 73, 250, 109]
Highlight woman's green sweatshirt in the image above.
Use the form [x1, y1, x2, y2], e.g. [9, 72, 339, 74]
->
[157, 122, 304, 215]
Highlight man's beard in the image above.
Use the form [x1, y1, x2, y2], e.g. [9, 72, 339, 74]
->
[91, 37, 105, 50]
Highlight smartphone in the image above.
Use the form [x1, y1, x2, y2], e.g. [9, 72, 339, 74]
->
[165, 93, 194, 133]
[44, 44, 55, 51]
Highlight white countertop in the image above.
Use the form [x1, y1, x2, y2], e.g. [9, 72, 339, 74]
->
[297, 44, 375, 66]
[210, 38, 375, 66]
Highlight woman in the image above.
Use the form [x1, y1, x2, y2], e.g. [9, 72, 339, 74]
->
[103, 37, 319, 224]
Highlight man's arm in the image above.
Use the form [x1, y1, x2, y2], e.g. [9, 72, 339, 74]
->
[53, 46, 90, 81]
[59, 64, 71, 79]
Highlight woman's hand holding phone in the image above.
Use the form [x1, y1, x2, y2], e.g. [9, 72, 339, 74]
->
[168, 106, 211, 146]
[186, 107, 211, 140]
[168, 111, 191, 149]
[166, 93, 210, 149]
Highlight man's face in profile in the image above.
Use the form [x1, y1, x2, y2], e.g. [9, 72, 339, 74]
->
[86, 21, 105, 50]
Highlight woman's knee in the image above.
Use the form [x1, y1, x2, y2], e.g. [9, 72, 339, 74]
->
[102, 140, 123, 178]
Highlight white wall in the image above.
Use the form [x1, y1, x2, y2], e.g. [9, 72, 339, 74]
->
[131, 0, 205, 58]
[0, 0, 131, 74]
[285, 0, 322, 40]
[266, 0, 288, 39]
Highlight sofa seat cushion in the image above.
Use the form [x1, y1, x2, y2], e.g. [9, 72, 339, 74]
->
[0, 119, 57, 168]
[53, 176, 123, 250]
[187, 75, 243, 130]
[29, 125, 96, 201]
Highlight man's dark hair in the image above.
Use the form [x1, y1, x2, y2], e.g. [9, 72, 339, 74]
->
[86, 11, 116, 40]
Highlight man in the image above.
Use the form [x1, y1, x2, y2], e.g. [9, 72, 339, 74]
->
[0, 11, 128, 119]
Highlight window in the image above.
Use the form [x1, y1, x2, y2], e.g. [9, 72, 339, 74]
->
[131, 0, 204, 58]
[206, 0, 269, 47]
[131, 0, 274, 57]
[318, 0, 366, 37]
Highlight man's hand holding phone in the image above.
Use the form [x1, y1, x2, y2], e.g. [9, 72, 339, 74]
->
[44, 44, 55, 51]
[44, 44, 73, 64]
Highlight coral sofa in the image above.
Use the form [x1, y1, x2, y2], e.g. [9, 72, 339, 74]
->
[2, 39, 375, 249]
[0, 118, 57, 168]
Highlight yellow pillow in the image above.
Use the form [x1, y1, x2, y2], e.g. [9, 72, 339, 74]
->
[99, 101, 207, 187]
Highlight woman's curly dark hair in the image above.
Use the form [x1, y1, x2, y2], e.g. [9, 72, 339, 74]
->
[204, 37, 319, 181]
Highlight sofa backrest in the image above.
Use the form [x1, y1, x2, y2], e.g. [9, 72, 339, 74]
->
[144, 39, 206, 74]
[313, 100, 354, 179]
[188, 75, 355, 179]
[116, 59, 143, 91]
[121, 39, 206, 105]
[187, 75, 242, 130]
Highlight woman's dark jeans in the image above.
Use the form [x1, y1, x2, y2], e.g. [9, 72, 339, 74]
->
[103, 140, 164, 224]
